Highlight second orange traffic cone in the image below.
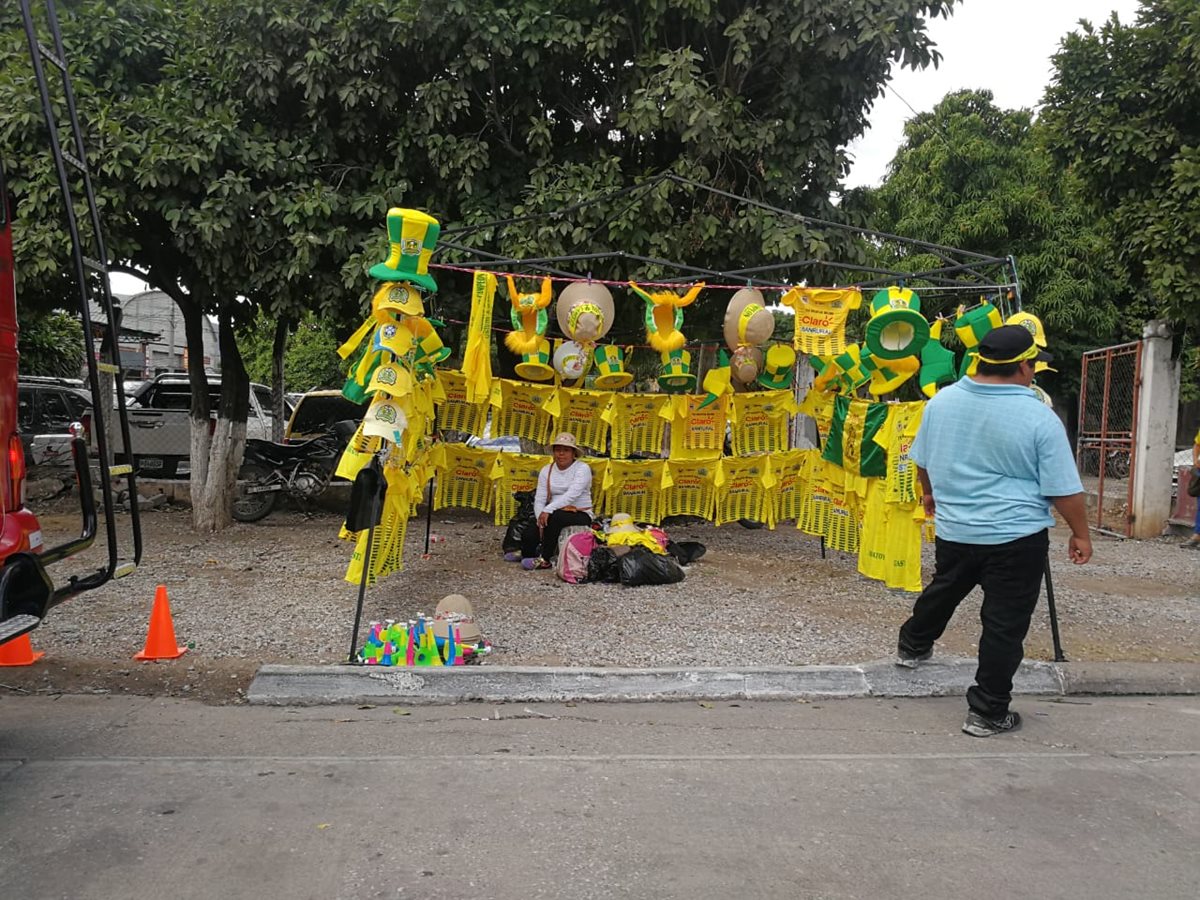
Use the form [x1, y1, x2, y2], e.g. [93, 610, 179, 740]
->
[0, 633, 45, 666]
[134, 585, 188, 661]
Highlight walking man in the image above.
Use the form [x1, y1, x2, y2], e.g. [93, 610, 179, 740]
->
[896, 324, 1092, 737]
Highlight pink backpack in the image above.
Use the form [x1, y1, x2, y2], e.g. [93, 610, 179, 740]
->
[556, 527, 595, 583]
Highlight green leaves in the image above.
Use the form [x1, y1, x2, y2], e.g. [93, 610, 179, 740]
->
[1041, 0, 1200, 330]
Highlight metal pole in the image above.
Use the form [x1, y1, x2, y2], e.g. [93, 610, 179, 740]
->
[347, 458, 383, 664]
[425, 410, 440, 555]
[1043, 553, 1066, 662]
[424, 475, 435, 554]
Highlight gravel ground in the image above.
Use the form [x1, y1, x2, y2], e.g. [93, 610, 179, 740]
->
[3, 493, 1197, 704]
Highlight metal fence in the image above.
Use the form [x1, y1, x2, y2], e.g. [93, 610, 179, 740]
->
[1077, 341, 1142, 536]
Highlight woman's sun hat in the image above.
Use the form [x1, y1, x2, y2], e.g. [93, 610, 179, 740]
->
[549, 431, 582, 457]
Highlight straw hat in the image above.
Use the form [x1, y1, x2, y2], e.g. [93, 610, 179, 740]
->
[549, 431, 582, 457]
[729, 345, 763, 385]
[722, 288, 775, 351]
[556, 281, 615, 344]
[431, 594, 481, 643]
[607, 512, 639, 534]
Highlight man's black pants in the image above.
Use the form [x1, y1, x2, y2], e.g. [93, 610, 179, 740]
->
[521, 510, 591, 562]
[898, 529, 1049, 719]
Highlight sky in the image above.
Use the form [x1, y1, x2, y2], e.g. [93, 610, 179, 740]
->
[844, 0, 1145, 188]
[112, 0, 1144, 295]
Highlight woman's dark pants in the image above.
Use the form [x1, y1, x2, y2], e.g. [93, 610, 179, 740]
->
[898, 529, 1049, 719]
[521, 510, 592, 563]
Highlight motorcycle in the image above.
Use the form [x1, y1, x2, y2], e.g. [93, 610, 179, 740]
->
[232, 420, 358, 522]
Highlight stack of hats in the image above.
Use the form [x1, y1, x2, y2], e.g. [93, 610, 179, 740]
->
[337, 208, 448, 459]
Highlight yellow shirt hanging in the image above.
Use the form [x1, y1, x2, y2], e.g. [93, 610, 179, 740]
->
[714, 455, 776, 527]
[604, 393, 671, 459]
[554, 387, 613, 453]
[873, 401, 925, 505]
[770, 449, 811, 525]
[490, 452, 550, 525]
[431, 444, 499, 514]
[602, 459, 670, 525]
[669, 393, 728, 459]
[663, 458, 719, 521]
[858, 479, 923, 592]
[435, 369, 489, 437]
[489, 379, 560, 444]
[730, 390, 795, 456]
[781, 287, 863, 356]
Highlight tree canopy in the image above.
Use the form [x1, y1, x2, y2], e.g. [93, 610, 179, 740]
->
[1040, 0, 1200, 333]
[2, 0, 959, 336]
[863, 89, 1129, 395]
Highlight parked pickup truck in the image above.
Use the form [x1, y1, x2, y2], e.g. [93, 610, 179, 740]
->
[113, 373, 288, 479]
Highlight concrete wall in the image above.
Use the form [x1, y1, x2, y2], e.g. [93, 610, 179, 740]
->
[1131, 321, 1180, 538]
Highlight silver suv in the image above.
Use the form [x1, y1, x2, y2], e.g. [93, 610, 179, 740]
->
[17, 376, 92, 467]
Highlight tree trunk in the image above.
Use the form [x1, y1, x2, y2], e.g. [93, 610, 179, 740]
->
[173, 293, 214, 518]
[271, 317, 289, 442]
[194, 307, 250, 532]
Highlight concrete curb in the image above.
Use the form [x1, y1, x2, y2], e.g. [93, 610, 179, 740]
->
[245, 658, 1200, 706]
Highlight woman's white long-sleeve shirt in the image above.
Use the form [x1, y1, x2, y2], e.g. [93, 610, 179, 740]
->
[534, 460, 593, 517]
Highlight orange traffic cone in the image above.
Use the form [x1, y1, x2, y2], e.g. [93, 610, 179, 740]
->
[0, 633, 44, 666]
[134, 585, 188, 661]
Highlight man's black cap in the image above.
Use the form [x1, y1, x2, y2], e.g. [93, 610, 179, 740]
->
[977, 324, 1053, 365]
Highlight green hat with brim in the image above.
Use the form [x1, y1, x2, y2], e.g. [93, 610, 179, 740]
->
[756, 344, 797, 390]
[657, 348, 696, 393]
[593, 344, 633, 390]
[515, 337, 555, 381]
[864, 287, 930, 360]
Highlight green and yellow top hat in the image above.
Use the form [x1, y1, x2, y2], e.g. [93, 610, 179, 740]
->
[515, 337, 555, 382]
[953, 301, 1002, 348]
[369, 207, 440, 293]
[657, 348, 696, 393]
[864, 286, 930, 360]
[757, 343, 797, 390]
[593, 344, 633, 389]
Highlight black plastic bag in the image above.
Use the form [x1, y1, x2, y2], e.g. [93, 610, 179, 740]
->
[666, 540, 707, 566]
[587, 546, 622, 584]
[502, 491, 537, 552]
[618, 546, 685, 586]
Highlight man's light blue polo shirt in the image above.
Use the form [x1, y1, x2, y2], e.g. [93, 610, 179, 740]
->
[909, 378, 1083, 544]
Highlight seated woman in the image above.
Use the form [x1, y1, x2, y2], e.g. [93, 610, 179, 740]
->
[520, 432, 592, 570]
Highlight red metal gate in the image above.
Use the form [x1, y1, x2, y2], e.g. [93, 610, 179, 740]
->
[1077, 342, 1141, 536]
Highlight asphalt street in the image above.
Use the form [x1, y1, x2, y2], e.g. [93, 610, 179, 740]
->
[1, 694, 1197, 900]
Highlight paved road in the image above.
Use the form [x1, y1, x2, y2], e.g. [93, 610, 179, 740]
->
[1, 694, 1197, 900]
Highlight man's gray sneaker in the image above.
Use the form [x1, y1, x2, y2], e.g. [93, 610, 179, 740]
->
[895, 648, 933, 669]
[962, 710, 1022, 737]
